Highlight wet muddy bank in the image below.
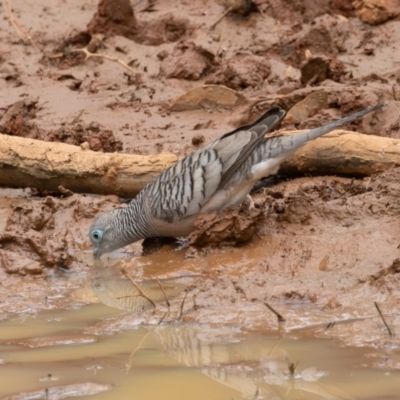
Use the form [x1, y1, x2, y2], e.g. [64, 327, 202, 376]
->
[1, 0, 400, 361]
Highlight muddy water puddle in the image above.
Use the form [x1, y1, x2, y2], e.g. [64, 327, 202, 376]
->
[0, 300, 399, 400]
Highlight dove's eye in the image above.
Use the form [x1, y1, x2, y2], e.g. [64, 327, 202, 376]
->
[91, 230, 103, 242]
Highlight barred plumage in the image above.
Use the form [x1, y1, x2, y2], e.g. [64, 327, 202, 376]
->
[89, 103, 384, 258]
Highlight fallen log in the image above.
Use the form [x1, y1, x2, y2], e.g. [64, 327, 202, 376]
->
[0, 131, 399, 198]
[0, 134, 177, 198]
[279, 129, 400, 177]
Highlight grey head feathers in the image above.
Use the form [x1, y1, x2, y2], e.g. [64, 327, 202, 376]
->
[89, 103, 385, 258]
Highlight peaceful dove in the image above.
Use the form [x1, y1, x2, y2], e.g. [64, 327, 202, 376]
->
[90, 103, 384, 258]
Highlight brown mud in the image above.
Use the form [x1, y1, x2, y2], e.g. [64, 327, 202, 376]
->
[0, 0, 400, 354]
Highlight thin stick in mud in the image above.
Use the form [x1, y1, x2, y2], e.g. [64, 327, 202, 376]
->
[4, 0, 41, 49]
[125, 330, 152, 374]
[156, 278, 170, 308]
[120, 265, 156, 308]
[71, 47, 137, 75]
[374, 301, 394, 337]
[178, 279, 200, 321]
[264, 301, 286, 323]
[210, 6, 233, 30]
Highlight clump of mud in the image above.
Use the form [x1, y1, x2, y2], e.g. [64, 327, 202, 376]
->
[87, 0, 138, 39]
[160, 42, 215, 80]
[254, 0, 354, 23]
[46, 0, 191, 70]
[0, 99, 122, 152]
[134, 13, 190, 46]
[87, 0, 190, 45]
[189, 200, 267, 247]
[49, 122, 123, 152]
[300, 56, 348, 85]
[354, 0, 400, 25]
[206, 53, 271, 90]
[0, 195, 121, 275]
[0, 98, 38, 138]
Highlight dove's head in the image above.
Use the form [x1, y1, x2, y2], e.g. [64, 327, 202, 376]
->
[89, 208, 127, 259]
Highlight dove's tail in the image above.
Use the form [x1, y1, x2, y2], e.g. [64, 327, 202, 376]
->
[290, 103, 384, 146]
[249, 103, 385, 180]
[265, 103, 385, 159]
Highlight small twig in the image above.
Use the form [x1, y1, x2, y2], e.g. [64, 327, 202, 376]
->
[156, 278, 170, 308]
[342, 60, 358, 67]
[374, 302, 394, 337]
[306, 74, 319, 87]
[267, 337, 283, 357]
[120, 266, 156, 308]
[392, 85, 397, 101]
[125, 307, 168, 374]
[178, 290, 190, 321]
[178, 278, 200, 321]
[125, 330, 152, 374]
[252, 387, 259, 400]
[210, 6, 233, 30]
[286, 357, 298, 377]
[71, 47, 137, 75]
[115, 294, 143, 300]
[325, 321, 336, 330]
[32, 123, 41, 137]
[216, 19, 227, 56]
[264, 301, 286, 323]
[4, 0, 41, 50]
[70, 109, 85, 125]
[158, 310, 169, 325]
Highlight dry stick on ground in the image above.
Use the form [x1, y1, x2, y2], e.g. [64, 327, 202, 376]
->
[71, 47, 137, 75]
[264, 301, 286, 323]
[0, 130, 399, 197]
[4, 0, 41, 50]
[120, 265, 156, 308]
[374, 301, 394, 337]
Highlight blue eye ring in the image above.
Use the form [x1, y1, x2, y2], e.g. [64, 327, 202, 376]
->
[91, 230, 103, 242]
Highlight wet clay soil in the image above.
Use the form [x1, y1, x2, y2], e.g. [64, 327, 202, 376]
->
[1, 0, 400, 353]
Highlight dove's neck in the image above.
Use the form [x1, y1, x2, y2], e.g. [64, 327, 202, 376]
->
[113, 193, 158, 245]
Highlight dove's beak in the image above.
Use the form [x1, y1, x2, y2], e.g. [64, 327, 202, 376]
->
[94, 247, 101, 259]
